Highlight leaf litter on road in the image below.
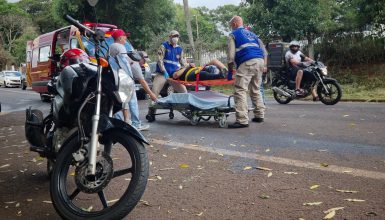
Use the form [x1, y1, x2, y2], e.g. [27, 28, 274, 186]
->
[243, 166, 253, 171]
[336, 189, 358, 193]
[303, 202, 323, 206]
[324, 207, 344, 214]
[344, 199, 365, 202]
[323, 210, 336, 219]
[256, 166, 272, 171]
[310, 184, 320, 190]
[267, 172, 273, 177]
[179, 164, 189, 169]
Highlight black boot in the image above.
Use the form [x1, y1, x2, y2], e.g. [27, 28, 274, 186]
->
[228, 122, 249, 129]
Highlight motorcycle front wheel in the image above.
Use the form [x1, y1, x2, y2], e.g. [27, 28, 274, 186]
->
[317, 80, 342, 105]
[50, 130, 149, 220]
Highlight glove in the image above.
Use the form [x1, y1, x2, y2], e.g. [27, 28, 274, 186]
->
[163, 71, 169, 79]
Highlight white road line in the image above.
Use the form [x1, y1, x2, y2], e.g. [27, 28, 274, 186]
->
[151, 139, 385, 180]
[0, 88, 37, 95]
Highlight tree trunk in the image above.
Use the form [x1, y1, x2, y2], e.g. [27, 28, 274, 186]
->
[307, 34, 314, 59]
[183, 0, 195, 53]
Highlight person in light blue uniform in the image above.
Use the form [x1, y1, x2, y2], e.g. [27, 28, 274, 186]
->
[151, 30, 189, 98]
[227, 16, 268, 129]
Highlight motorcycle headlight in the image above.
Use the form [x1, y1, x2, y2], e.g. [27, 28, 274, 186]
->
[320, 67, 328, 76]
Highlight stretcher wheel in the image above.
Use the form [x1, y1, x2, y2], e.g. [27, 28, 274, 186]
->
[219, 116, 227, 128]
[169, 112, 174, 119]
[146, 114, 155, 122]
[190, 115, 199, 126]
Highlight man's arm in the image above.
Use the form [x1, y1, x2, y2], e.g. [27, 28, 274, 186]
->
[180, 50, 188, 68]
[157, 45, 166, 73]
[138, 79, 157, 101]
[227, 34, 236, 72]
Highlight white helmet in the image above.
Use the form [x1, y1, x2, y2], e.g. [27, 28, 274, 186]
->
[289, 41, 300, 48]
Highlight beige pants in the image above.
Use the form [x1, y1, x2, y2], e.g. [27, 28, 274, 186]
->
[234, 58, 266, 124]
[152, 74, 187, 97]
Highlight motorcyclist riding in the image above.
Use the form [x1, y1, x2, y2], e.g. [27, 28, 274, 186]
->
[285, 41, 318, 100]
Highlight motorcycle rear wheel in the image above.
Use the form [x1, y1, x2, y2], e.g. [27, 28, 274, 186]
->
[273, 82, 292, 104]
[317, 81, 342, 105]
[50, 130, 149, 220]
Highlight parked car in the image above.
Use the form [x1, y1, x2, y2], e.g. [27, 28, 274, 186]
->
[0, 71, 22, 87]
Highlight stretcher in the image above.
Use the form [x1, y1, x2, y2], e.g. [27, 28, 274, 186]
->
[146, 91, 235, 128]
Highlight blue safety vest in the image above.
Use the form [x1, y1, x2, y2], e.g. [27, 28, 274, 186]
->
[232, 27, 264, 67]
[156, 41, 183, 75]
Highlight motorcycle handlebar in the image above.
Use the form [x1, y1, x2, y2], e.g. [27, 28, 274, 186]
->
[64, 15, 96, 36]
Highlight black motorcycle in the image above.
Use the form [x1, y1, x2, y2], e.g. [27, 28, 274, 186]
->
[24, 14, 149, 220]
[272, 59, 342, 105]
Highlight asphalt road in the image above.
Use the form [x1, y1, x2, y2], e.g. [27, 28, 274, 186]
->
[1, 87, 384, 219]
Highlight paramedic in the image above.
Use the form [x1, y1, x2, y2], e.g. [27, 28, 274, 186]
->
[227, 16, 267, 129]
[151, 30, 189, 97]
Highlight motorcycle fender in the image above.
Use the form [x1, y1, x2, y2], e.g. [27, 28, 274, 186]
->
[98, 114, 149, 145]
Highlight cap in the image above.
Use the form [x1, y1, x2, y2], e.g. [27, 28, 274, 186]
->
[112, 29, 126, 40]
[169, 30, 180, 37]
[138, 51, 151, 62]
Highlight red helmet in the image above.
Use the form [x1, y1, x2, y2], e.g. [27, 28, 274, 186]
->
[60, 48, 90, 69]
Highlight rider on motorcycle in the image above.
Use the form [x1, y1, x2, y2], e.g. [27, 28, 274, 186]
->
[285, 41, 318, 100]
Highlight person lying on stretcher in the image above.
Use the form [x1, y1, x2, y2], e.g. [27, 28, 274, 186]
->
[172, 59, 229, 81]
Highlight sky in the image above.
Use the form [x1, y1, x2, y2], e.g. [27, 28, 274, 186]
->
[173, 0, 242, 9]
[7, 0, 242, 8]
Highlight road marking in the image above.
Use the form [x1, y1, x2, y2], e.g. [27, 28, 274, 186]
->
[151, 139, 385, 180]
[0, 88, 37, 95]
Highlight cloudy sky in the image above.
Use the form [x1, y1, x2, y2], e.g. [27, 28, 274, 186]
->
[173, 0, 241, 9]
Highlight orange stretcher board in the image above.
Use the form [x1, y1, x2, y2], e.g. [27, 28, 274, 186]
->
[168, 73, 235, 92]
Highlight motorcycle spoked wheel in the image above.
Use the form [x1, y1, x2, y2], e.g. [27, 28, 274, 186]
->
[317, 81, 342, 105]
[273, 82, 292, 104]
[50, 130, 149, 220]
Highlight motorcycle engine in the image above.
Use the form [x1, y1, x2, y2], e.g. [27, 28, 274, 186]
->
[52, 127, 70, 153]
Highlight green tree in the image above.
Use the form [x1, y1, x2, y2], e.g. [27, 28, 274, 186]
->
[245, 0, 337, 58]
[17, 0, 61, 33]
[52, 0, 177, 49]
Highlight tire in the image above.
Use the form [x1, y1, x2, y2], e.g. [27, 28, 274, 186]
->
[273, 82, 292, 104]
[50, 131, 149, 220]
[317, 80, 342, 105]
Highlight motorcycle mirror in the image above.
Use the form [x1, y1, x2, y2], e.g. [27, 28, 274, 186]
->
[317, 53, 321, 61]
[87, 0, 99, 7]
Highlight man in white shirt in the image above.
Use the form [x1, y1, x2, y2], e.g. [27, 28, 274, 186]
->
[285, 41, 317, 99]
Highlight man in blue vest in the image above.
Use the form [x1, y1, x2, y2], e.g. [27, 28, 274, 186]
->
[151, 30, 189, 98]
[227, 16, 267, 128]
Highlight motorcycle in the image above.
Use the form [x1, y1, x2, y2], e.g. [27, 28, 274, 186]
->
[24, 14, 149, 220]
[271, 58, 342, 105]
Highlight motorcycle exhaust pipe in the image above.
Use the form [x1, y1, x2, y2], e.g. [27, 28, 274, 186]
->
[272, 87, 291, 97]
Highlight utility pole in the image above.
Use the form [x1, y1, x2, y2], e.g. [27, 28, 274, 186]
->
[183, 0, 195, 55]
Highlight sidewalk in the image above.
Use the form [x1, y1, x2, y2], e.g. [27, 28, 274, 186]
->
[0, 112, 384, 219]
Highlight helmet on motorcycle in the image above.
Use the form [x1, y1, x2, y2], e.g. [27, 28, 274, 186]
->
[289, 41, 300, 53]
[59, 48, 90, 69]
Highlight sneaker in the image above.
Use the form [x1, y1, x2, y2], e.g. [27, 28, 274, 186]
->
[313, 96, 320, 102]
[136, 123, 150, 131]
[295, 89, 305, 96]
[228, 122, 249, 129]
[252, 117, 264, 123]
